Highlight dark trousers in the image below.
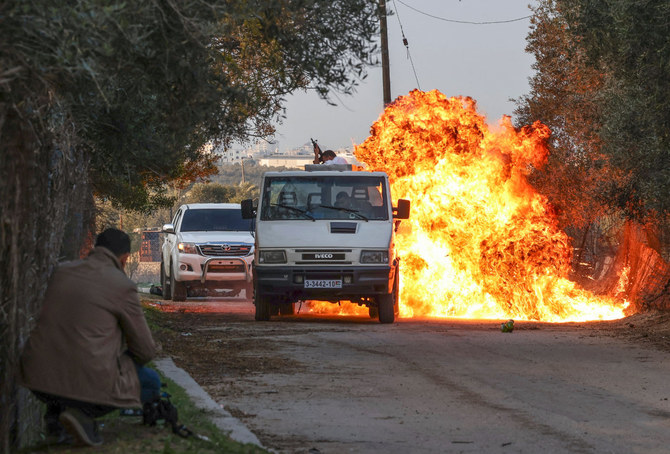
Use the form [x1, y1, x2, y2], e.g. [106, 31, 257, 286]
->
[34, 365, 161, 423]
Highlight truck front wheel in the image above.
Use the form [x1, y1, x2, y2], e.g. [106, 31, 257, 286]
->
[378, 273, 399, 324]
[254, 282, 271, 321]
[378, 293, 395, 323]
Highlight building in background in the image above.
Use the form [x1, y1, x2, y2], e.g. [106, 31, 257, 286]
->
[138, 228, 162, 262]
[212, 139, 363, 168]
[259, 155, 314, 168]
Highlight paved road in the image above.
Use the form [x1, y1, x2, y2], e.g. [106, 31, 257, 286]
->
[156, 299, 670, 454]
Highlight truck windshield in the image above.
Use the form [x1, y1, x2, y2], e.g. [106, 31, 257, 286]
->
[260, 175, 389, 221]
[180, 209, 252, 232]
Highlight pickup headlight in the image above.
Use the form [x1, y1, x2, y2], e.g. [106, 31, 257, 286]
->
[258, 250, 287, 264]
[360, 250, 389, 264]
[178, 242, 198, 254]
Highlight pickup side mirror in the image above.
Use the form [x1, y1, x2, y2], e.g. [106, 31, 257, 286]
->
[162, 223, 175, 234]
[241, 199, 256, 219]
[393, 199, 410, 220]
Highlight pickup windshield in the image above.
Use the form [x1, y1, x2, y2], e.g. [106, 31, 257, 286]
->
[180, 208, 252, 232]
[260, 175, 389, 221]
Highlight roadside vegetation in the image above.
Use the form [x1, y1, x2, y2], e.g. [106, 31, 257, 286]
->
[19, 372, 266, 454]
[19, 299, 267, 454]
[514, 0, 669, 259]
[512, 0, 669, 311]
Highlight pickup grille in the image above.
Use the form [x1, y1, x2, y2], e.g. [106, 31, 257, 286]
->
[198, 243, 252, 257]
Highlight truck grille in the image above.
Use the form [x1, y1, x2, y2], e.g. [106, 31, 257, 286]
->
[198, 243, 252, 257]
[330, 222, 357, 234]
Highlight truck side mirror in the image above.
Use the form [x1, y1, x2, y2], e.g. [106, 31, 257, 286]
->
[393, 199, 410, 219]
[162, 223, 175, 234]
[241, 199, 256, 219]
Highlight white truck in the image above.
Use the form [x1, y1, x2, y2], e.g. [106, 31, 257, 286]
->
[241, 165, 410, 323]
[161, 203, 254, 301]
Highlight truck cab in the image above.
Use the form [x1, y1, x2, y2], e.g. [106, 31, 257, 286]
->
[242, 165, 410, 323]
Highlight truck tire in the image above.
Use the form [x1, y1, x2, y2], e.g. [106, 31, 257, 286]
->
[378, 293, 395, 323]
[368, 306, 379, 319]
[170, 263, 187, 302]
[254, 282, 271, 321]
[161, 262, 172, 301]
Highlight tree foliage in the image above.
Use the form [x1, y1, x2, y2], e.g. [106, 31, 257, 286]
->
[519, 0, 669, 227]
[514, 0, 625, 230]
[3, 0, 381, 211]
[564, 0, 670, 223]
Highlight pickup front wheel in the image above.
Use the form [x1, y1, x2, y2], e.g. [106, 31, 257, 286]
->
[161, 262, 172, 301]
[170, 262, 187, 302]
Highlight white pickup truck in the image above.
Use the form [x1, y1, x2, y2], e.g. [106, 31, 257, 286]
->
[161, 203, 254, 301]
[241, 165, 410, 323]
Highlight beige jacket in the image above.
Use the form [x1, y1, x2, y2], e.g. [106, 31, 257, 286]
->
[19, 247, 157, 408]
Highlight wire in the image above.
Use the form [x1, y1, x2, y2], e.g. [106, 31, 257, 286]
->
[396, 0, 532, 25]
[391, 0, 422, 90]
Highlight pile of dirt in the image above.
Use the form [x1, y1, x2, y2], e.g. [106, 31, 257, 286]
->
[145, 305, 304, 383]
[590, 310, 670, 352]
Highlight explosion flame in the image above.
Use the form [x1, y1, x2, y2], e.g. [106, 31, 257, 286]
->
[351, 89, 627, 322]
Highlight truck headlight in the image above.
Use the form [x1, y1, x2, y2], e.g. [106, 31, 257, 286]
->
[259, 250, 287, 264]
[360, 250, 389, 264]
[178, 242, 198, 254]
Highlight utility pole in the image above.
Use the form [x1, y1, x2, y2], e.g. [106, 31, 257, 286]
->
[380, 0, 391, 106]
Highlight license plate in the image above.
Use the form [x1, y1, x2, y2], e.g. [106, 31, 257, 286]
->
[304, 279, 342, 289]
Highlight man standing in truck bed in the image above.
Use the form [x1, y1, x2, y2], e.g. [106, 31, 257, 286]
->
[322, 149, 348, 165]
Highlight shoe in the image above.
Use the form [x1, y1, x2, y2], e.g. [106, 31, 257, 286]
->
[59, 408, 103, 447]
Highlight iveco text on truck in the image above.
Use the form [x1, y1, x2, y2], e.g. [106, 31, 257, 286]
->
[241, 164, 410, 323]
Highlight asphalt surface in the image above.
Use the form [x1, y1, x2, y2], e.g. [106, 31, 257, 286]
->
[151, 297, 670, 454]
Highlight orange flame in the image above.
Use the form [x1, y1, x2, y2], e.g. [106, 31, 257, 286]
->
[346, 89, 626, 322]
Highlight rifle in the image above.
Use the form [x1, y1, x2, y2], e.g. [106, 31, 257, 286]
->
[311, 138, 323, 164]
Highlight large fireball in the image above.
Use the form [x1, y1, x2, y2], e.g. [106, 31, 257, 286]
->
[354, 90, 627, 322]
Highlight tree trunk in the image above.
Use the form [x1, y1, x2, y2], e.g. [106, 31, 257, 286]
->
[0, 101, 93, 452]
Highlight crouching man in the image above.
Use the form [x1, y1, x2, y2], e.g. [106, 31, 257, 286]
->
[19, 228, 160, 446]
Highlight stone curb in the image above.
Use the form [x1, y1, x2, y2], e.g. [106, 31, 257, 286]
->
[153, 357, 264, 448]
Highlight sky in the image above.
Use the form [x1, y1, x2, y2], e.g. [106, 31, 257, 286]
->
[268, 0, 539, 153]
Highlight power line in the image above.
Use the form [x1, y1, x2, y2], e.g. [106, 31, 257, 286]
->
[396, 0, 532, 25]
[391, 0, 421, 90]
